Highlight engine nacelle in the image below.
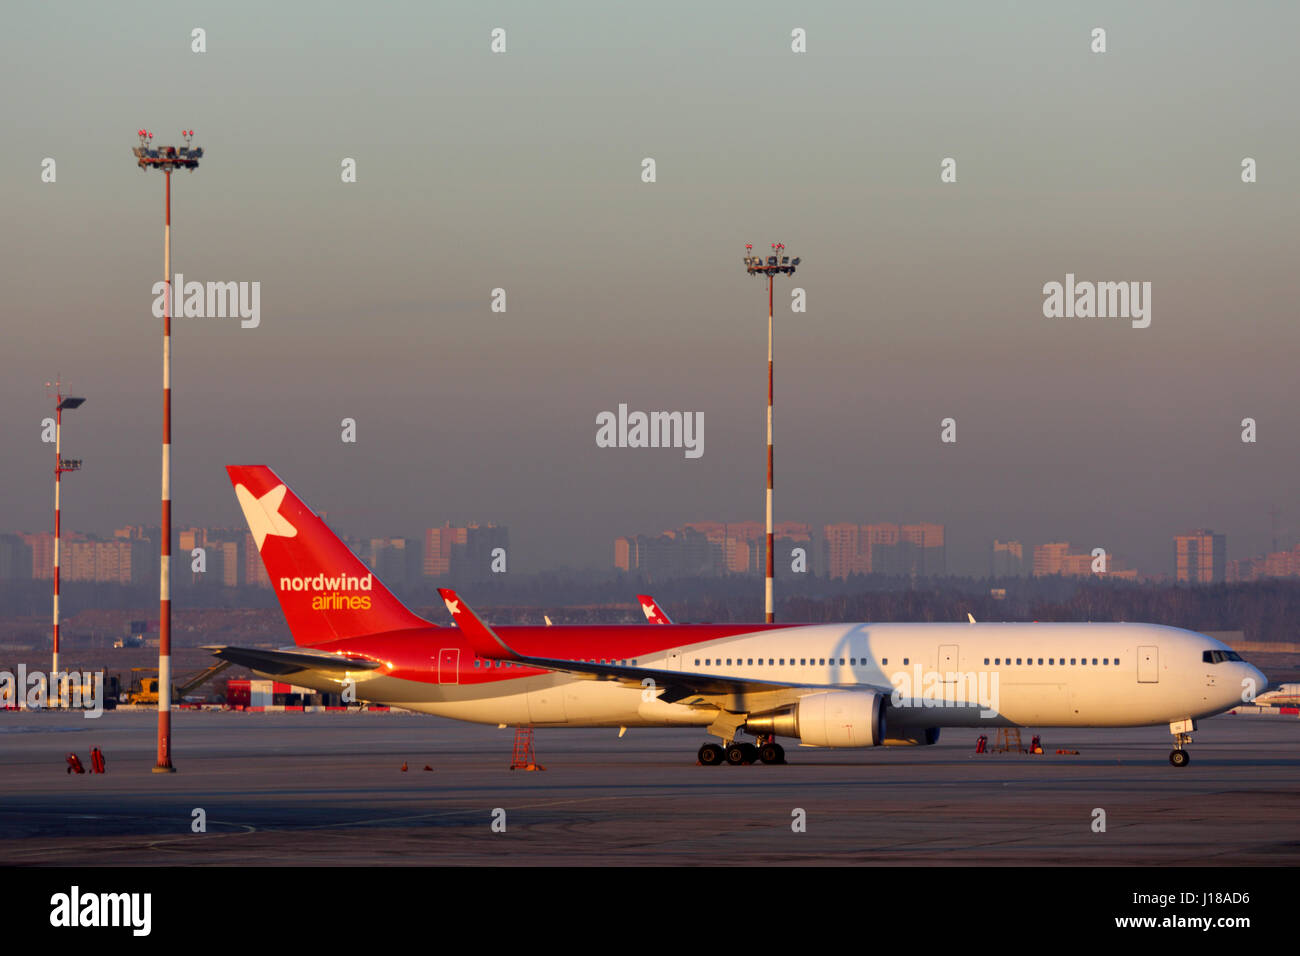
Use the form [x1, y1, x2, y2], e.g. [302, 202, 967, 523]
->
[747, 691, 887, 748]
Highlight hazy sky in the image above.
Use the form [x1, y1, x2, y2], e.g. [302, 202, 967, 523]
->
[2, 1, 1298, 575]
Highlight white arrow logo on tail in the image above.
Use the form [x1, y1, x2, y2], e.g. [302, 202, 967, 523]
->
[234, 483, 298, 551]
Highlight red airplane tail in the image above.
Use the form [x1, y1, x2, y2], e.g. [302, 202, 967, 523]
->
[225, 465, 431, 646]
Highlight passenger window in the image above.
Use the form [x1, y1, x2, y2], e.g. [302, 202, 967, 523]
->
[1092, 658, 1098, 665]
[726, 659, 732, 666]
[768, 658, 774, 665]
[984, 658, 990, 665]
[1070, 658, 1076, 665]
[882, 658, 888, 666]
[747, 658, 754, 666]
[800, 659, 807, 666]
[1016, 658, 1022, 665]
[1103, 658, 1109, 665]
[903, 658, 910, 666]
[1114, 658, 1119, 665]
[694, 659, 700, 666]
[994, 658, 1000, 665]
[1048, 658, 1054, 665]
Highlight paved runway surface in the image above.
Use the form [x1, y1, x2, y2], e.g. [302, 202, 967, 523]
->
[1, 711, 1297, 865]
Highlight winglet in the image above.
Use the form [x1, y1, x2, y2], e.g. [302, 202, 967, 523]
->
[637, 594, 673, 625]
[438, 588, 519, 659]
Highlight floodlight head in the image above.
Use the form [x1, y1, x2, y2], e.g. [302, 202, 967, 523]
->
[58, 397, 86, 410]
[791, 257, 801, 266]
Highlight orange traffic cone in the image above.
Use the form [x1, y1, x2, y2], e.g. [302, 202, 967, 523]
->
[400, 762, 408, 772]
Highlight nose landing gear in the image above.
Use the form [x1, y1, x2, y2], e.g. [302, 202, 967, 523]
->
[1168, 717, 1196, 768]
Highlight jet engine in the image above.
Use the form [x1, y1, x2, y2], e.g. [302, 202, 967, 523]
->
[745, 691, 887, 748]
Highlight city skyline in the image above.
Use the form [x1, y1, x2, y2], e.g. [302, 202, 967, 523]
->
[7, 517, 1300, 584]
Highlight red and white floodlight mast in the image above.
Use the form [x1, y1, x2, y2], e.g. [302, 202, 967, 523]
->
[133, 129, 201, 771]
[743, 243, 800, 622]
[47, 382, 84, 706]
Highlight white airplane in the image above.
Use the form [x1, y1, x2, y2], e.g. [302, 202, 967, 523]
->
[210, 466, 1267, 769]
[1253, 683, 1299, 707]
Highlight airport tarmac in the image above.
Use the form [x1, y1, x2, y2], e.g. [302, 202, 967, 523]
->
[1, 710, 1297, 866]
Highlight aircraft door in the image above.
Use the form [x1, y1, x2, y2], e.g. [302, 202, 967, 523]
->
[438, 648, 460, 684]
[1137, 645, 1159, 683]
[938, 644, 959, 680]
[667, 650, 683, 671]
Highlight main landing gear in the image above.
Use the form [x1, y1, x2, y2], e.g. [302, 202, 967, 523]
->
[698, 737, 785, 766]
[1169, 718, 1196, 768]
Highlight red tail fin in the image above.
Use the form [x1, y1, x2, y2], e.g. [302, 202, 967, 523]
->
[226, 465, 430, 646]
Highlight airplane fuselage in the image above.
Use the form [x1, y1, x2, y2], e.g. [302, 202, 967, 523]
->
[263, 621, 1261, 735]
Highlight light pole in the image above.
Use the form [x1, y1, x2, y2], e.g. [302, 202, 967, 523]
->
[48, 383, 84, 706]
[743, 243, 800, 622]
[133, 129, 201, 772]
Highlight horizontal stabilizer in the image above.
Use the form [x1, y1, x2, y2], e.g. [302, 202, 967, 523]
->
[205, 645, 383, 676]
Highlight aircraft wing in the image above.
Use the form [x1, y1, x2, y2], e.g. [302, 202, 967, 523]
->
[437, 588, 879, 705]
[203, 644, 383, 677]
[502, 654, 803, 704]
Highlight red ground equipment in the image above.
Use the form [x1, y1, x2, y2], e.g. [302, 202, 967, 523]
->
[510, 727, 545, 771]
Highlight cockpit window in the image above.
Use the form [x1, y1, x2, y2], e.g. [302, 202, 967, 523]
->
[1203, 650, 1245, 664]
